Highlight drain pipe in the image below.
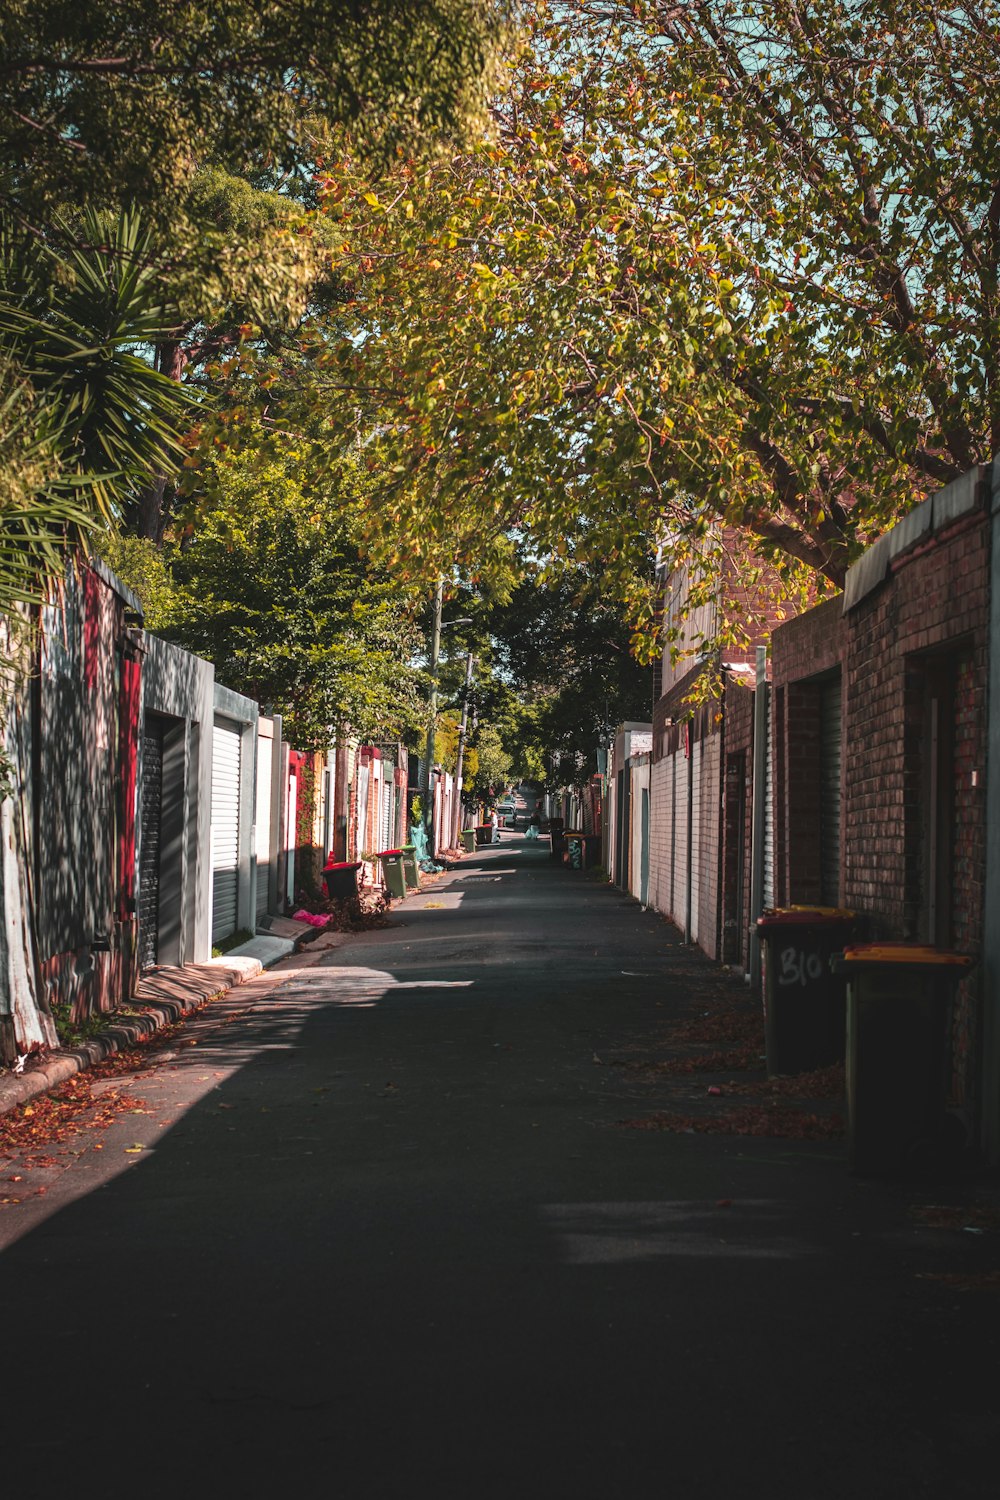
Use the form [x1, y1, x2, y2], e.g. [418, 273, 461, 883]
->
[748, 645, 768, 995]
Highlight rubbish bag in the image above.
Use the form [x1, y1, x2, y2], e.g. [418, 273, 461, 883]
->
[409, 822, 444, 873]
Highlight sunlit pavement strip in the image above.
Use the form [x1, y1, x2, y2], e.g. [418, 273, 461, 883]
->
[273, 966, 475, 1007]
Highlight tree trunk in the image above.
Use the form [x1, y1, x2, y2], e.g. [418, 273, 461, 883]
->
[134, 340, 187, 544]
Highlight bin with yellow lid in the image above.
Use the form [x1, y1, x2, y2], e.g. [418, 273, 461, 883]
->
[756, 907, 859, 1076]
[832, 943, 974, 1175]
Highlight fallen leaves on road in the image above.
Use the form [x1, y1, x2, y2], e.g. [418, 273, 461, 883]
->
[615, 1006, 767, 1078]
[669, 1008, 765, 1050]
[727, 1063, 846, 1100]
[915, 1270, 1000, 1293]
[0, 1073, 149, 1175]
[617, 1104, 845, 1140]
[606, 974, 851, 1148]
[618, 1046, 762, 1076]
[913, 1202, 1000, 1233]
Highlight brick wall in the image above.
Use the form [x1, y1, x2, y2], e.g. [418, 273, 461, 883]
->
[652, 661, 703, 755]
[772, 595, 844, 685]
[844, 510, 989, 1114]
[844, 516, 988, 935]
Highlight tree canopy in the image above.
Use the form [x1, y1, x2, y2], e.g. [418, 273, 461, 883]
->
[315, 0, 1000, 653]
[0, 1, 517, 606]
[104, 434, 427, 749]
[0, 2, 514, 234]
[487, 566, 652, 782]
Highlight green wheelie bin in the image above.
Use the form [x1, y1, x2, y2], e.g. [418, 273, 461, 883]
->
[376, 848, 408, 900]
[400, 844, 420, 890]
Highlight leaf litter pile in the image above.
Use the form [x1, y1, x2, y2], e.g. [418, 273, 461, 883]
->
[613, 1005, 765, 1076]
[611, 978, 846, 1141]
[1, 1052, 157, 1205]
[618, 1103, 845, 1140]
[1, 987, 258, 1206]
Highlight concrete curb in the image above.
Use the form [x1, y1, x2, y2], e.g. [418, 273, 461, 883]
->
[0, 956, 265, 1120]
[0, 898, 378, 1120]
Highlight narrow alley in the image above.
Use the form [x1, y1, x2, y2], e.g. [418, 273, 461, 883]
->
[1, 831, 996, 1498]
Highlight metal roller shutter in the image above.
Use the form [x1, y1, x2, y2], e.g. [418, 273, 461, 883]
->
[357, 763, 370, 860]
[653, 762, 668, 912]
[286, 772, 298, 907]
[381, 780, 393, 852]
[138, 718, 164, 970]
[690, 738, 702, 943]
[773, 687, 779, 906]
[615, 769, 627, 887]
[255, 734, 272, 923]
[673, 751, 688, 931]
[321, 767, 332, 863]
[819, 676, 843, 906]
[664, 753, 675, 917]
[212, 719, 241, 944]
[640, 787, 650, 906]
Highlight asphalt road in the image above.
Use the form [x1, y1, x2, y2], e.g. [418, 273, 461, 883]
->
[1, 834, 997, 1498]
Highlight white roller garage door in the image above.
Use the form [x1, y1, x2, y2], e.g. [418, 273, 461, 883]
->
[212, 718, 241, 944]
[690, 737, 702, 944]
[255, 733, 272, 923]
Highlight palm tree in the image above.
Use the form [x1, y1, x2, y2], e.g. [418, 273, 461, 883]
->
[0, 207, 197, 613]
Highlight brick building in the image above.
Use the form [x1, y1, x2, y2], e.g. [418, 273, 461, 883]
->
[614, 466, 1000, 1159]
[772, 465, 991, 1138]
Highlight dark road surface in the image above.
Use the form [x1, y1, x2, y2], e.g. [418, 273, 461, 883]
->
[2, 835, 997, 1498]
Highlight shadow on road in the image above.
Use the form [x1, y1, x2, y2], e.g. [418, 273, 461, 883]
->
[1, 836, 996, 1497]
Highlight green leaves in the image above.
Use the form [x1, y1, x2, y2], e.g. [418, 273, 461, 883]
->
[0, 207, 197, 524]
[0, 2, 515, 237]
[0, 207, 202, 622]
[155, 431, 426, 750]
[310, 0, 1000, 664]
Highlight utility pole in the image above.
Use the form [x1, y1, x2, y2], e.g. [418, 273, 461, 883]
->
[422, 577, 444, 854]
[451, 650, 475, 850]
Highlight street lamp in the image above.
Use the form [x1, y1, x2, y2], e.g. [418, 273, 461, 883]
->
[421, 577, 472, 855]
